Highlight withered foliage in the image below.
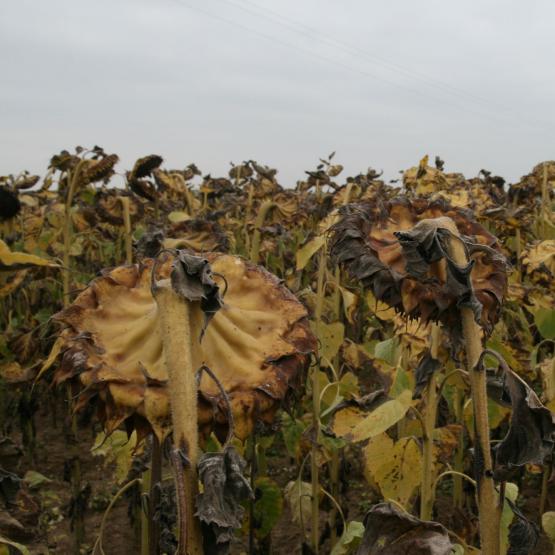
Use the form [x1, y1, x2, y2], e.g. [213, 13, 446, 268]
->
[355, 502, 453, 555]
[329, 197, 508, 340]
[51, 253, 315, 442]
[196, 446, 253, 554]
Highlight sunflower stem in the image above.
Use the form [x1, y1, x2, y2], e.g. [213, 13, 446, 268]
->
[154, 281, 204, 555]
[250, 200, 275, 264]
[443, 218, 500, 555]
[120, 196, 133, 264]
[311, 246, 326, 553]
[420, 324, 440, 520]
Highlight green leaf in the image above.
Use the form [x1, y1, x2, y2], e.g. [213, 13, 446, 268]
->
[284, 479, 312, 526]
[168, 211, 190, 223]
[542, 511, 555, 544]
[535, 307, 555, 339]
[374, 337, 400, 367]
[0, 536, 30, 555]
[281, 414, 305, 459]
[91, 430, 137, 483]
[296, 235, 325, 270]
[252, 477, 283, 538]
[330, 520, 365, 555]
[23, 470, 52, 490]
[500, 482, 518, 554]
[311, 321, 344, 364]
[348, 389, 413, 442]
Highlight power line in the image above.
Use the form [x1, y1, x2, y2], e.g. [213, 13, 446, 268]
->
[168, 0, 551, 134]
[224, 0, 498, 109]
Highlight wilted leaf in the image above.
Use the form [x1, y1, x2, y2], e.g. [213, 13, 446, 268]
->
[311, 321, 344, 364]
[355, 502, 453, 555]
[374, 337, 400, 367]
[345, 389, 413, 442]
[168, 211, 191, 223]
[542, 511, 555, 544]
[0, 535, 30, 555]
[500, 482, 518, 554]
[251, 477, 283, 539]
[91, 430, 137, 483]
[0, 239, 58, 270]
[23, 470, 51, 490]
[484, 354, 555, 468]
[284, 479, 312, 527]
[296, 235, 325, 270]
[331, 520, 364, 555]
[35, 337, 64, 381]
[169, 251, 223, 331]
[364, 433, 422, 506]
[534, 307, 555, 340]
[413, 351, 441, 399]
[196, 446, 253, 554]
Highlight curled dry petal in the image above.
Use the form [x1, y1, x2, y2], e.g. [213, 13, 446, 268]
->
[329, 197, 508, 337]
[51, 253, 315, 442]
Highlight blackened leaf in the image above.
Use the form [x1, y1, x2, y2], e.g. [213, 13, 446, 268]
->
[355, 502, 453, 555]
[394, 221, 446, 279]
[196, 446, 253, 554]
[486, 356, 555, 468]
[134, 229, 164, 258]
[0, 187, 21, 221]
[171, 251, 223, 332]
[130, 154, 163, 180]
[444, 257, 482, 323]
[0, 467, 21, 505]
[507, 499, 539, 555]
[413, 352, 441, 399]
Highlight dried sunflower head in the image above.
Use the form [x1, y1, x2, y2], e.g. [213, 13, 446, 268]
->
[51, 253, 315, 443]
[165, 219, 230, 253]
[329, 197, 508, 339]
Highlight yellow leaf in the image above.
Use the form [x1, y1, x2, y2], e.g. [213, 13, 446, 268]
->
[0, 270, 27, 298]
[296, 235, 325, 271]
[168, 211, 191, 223]
[0, 239, 58, 270]
[364, 433, 422, 506]
[311, 321, 344, 365]
[366, 291, 396, 321]
[332, 406, 366, 437]
[347, 390, 413, 442]
[35, 337, 64, 381]
[338, 285, 358, 324]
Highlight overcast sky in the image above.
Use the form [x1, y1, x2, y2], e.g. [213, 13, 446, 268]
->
[1, 0, 554, 186]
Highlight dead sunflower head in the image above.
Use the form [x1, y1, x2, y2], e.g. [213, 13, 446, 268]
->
[329, 197, 508, 338]
[51, 253, 315, 443]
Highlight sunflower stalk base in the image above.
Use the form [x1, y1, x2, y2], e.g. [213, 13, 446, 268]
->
[154, 282, 204, 555]
[442, 218, 501, 555]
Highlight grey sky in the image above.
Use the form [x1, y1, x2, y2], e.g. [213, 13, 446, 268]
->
[1, 0, 554, 186]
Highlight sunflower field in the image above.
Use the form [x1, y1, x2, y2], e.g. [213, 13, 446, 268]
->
[1, 148, 554, 555]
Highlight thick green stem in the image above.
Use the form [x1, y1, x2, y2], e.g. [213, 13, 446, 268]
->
[420, 324, 440, 520]
[154, 282, 204, 555]
[443, 218, 500, 555]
